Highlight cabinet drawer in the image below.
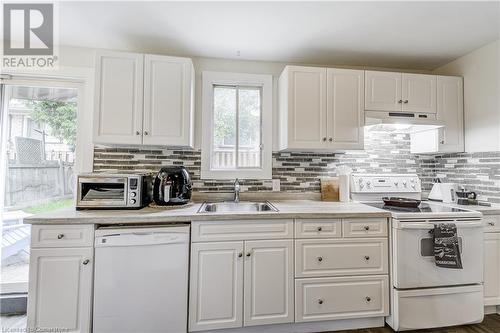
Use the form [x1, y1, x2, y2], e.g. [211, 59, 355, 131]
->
[31, 225, 94, 248]
[484, 216, 500, 233]
[191, 220, 293, 242]
[295, 238, 388, 277]
[295, 275, 389, 322]
[295, 219, 342, 239]
[342, 218, 387, 238]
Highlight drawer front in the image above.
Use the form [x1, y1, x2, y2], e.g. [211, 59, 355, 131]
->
[342, 218, 388, 238]
[484, 215, 500, 233]
[295, 219, 342, 239]
[31, 225, 94, 248]
[191, 220, 293, 242]
[295, 238, 388, 277]
[295, 275, 389, 322]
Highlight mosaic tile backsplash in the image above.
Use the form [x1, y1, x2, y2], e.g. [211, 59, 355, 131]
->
[93, 131, 500, 203]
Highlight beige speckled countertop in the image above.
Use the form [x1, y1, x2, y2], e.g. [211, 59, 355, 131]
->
[24, 200, 391, 225]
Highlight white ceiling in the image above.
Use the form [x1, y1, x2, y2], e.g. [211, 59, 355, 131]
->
[59, 1, 500, 70]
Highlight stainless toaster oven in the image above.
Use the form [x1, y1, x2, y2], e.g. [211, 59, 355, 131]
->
[76, 173, 152, 210]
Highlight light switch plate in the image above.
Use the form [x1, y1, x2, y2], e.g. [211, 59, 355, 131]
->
[272, 179, 280, 192]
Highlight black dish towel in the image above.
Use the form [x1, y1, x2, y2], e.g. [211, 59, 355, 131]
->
[433, 223, 463, 269]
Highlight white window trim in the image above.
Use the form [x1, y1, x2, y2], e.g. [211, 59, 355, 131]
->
[201, 71, 273, 180]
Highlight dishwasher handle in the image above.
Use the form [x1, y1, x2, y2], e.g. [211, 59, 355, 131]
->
[95, 231, 189, 247]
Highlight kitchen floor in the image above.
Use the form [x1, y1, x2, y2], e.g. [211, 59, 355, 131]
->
[1, 314, 499, 332]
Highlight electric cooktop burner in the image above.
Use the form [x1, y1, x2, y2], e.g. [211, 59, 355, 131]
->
[365, 201, 471, 214]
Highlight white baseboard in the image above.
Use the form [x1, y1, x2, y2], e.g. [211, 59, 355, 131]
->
[193, 317, 385, 333]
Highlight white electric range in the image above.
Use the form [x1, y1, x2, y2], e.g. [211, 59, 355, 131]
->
[351, 174, 484, 332]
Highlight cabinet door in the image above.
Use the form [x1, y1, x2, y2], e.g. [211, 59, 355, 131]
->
[285, 66, 328, 149]
[94, 51, 144, 145]
[484, 233, 500, 306]
[189, 242, 244, 331]
[402, 73, 436, 113]
[364, 71, 402, 111]
[143, 55, 194, 147]
[244, 240, 294, 326]
[27, 248, 93, 333]
[327, 68, 364, 149]
[437, 76, 464, 153]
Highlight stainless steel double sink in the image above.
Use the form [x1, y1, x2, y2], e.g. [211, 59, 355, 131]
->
[198, 201, 278, 213]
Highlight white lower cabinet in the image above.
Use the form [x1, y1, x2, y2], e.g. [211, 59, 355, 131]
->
[189, 242, 244, 331]
[189, 239, 294, 331]
[27, 247, 93, 333]
[244, 240, 294, 326]
[295, 275, 389, 322]
[484, 220, 500, 306]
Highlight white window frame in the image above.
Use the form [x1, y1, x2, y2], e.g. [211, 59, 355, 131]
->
[201, 71, 272, 180]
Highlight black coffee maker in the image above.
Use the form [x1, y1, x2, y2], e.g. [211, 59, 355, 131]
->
[153, 166, 192, 205]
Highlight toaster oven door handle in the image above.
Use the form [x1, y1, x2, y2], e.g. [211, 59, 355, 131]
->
[78, 177, 127, 183]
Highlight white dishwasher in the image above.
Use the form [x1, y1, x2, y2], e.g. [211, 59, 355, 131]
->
[93, 225, 190, 333]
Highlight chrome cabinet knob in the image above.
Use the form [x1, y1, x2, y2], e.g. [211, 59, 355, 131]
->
[144, 131, 149, 135]
[398, 100, 403, 104]
[318, 299, 324, 305]
[82, 259, 90, 265]
[238, 252, 243, 258]
[329, 138, 333, 142]
[364, 256, 370, 261]
[364, 226, 370, 231]
[322, 137, 327, 142]
[365, 296, 371, 302]
[246, 252, 251, 257]
[57, 234, 64, 239]
[317, 256, 323, 262]
[489, 222, 496, 226]
[317, 227, 323, 232]
[404, 100, 409, 104]
[135, 131, 141, 135]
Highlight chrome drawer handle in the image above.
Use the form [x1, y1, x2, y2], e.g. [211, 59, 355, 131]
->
[318, 299, 324, 305]
[365, 296, 371, 302]
[82, 259, 90, 265]
[364, 256, 370, 261]
[317, 256, 323, 262]
[317, 227, 323, 232]
[57, 234, 64, 239]
[364, 226, 370, 231]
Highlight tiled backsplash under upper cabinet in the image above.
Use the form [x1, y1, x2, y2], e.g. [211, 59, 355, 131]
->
[93, 130, 500, 203]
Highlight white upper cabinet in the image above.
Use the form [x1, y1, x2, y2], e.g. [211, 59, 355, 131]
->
[402, 73, 436, 113]
[364, 71, 402, 111]
[143, 55, 194, 146]
[327, 68, 364, 150]
[365, 71, 437, 114]
[94, 51, 144, 145]
[436, 76, 464, 152]
[279, 66, 364, 150]
[410, 76, 464, 154]
[279, 66, 328, 150]
[94, 51, 194, 147]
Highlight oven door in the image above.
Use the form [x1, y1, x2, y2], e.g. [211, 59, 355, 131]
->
[392, 218, 483, 289]
[77, 177, 128, 208]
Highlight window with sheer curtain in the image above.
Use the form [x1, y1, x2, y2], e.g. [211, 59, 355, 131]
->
[201, 71, 272, 179]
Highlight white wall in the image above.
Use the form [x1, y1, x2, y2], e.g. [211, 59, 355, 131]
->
[433, 39, 500, 152]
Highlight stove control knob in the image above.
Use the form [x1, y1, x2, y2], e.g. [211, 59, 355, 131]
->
[130, 199, 136, 204]
[410, 178, 415, 183]
[411, 184, 416, 189]
[403, 181, 407, 187]
[394, 181, 399, 186]
[130, 192, 137, 197]
[359, 183, 364, 189]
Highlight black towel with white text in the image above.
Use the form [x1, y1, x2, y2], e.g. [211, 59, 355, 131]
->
[433, 223, 463, 269]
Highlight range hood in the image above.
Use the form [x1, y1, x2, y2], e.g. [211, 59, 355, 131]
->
[364, 111, 444, 133]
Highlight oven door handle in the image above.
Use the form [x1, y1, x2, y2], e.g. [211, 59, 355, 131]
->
[397, 221, 484, 230]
